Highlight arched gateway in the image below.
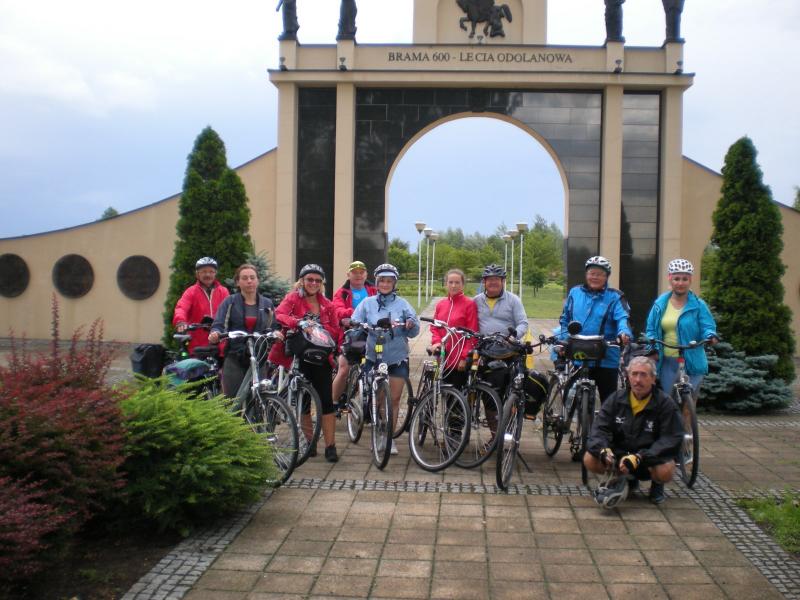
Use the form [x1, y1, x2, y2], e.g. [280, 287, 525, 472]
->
[273, 0, 687, 326]
[2, 0, 799, 344]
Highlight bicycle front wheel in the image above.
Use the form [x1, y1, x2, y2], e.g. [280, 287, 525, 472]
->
[677, 389, 700, 488]
[392, 376, 415, 439]
[346, 368, 365, 443]
[495, 394, 524, 491]
[289, 379, 322, 466]
[455, 382, 502, 469]
[261, 393, 299, 485]
[409, 386, 470, 472]
[542, 377, 565, 457]
[579, 386, 597, 487]
[370, 378, 393, 469]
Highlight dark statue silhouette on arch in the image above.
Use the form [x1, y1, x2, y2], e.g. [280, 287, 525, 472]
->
[276, 0, 298, 41]
[456, 0, 512, 39]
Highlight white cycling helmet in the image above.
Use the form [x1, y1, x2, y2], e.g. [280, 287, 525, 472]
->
[195, 257, 218, 270]
[585, 255, 611, 274]
[593, 476, 630, 509]
[667, 258, 694, 275]
[373, 263, 399, 280]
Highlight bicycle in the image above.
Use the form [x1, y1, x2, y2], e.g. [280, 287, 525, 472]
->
[494, 333, 541, 491]
[347, 319, 402, 469]
[165, 320, 221, 399]
[639, 336, 711, 488]
[420, 318, 502, 469]
[539, 321, 618, 490]
[223, 331, 299, 485]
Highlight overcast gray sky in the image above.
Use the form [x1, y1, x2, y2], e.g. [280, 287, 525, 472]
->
[1, 0, 798, 247]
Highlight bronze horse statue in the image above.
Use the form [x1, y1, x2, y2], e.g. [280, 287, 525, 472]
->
[457, 0, 512, 39]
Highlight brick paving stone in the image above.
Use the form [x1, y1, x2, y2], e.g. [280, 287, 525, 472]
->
[369, 576, 432, 599]
[488, 581, 548, 600]
[183, 591, 246, 600]
[311, 574, 373, 597]
[208, 554, 270, 571]
[439, 503, 483, 517]
[336, 527, 387, 543]
[436, 516, 484, 531]
[546, 582, 610, 599]
[651, 566, 714, 585]
[434, 544, 486, 562]
[387, 528, 436, 545]
[486, 531, 536, 547]
[377, 559, 432, 578]
[436, 529, 482, 546]
[531, 517, 581, 533]
[543, 563, 602, 583]
[251, 573, 315, 594]
[590, 549, 647, 566]
[194, 569, 260, 592]
[329, 541, 383, 558]
[600, 566, 658, 584]
[606, 583, 669, 600]
[584, 534, 639, 550]
[642, 549, 700, 567]
[488, 561, 544, 581]
[433, 560, 489, 580]
[487, 546, 540, 563]
[381, 543, 434, 560]
[275, 539, 332, 557]
[429, 577, 490, 599]
[662, 583, 727, 599]
[265, 555, 325, 574]
[537, 548, 592, 564]
[322, 557, 378, 576]
[631, 535, 689, 551]
[535, 533, 586, 549]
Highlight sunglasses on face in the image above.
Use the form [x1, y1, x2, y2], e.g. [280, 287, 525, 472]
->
[305, 277, 323, 284]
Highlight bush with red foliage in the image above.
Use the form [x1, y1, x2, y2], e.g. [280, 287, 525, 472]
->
[0, 296, 128, 582]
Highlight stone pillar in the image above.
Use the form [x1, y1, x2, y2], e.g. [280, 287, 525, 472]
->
[275, 82, 298, 280]
[659, 86, 684, 287]
[333, 82, 356, 281]
[600, 85, 624, 288]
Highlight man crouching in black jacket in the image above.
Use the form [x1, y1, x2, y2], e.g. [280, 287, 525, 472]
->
[584, 356, 684, 505]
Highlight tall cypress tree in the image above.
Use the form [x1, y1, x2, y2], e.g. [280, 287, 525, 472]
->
[705, 137, 795, 383]
[161, 127, 252, 345]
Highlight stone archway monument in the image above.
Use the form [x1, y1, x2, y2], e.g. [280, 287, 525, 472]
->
[270, 0, 690, 326]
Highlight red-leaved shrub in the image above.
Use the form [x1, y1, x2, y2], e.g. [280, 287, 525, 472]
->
[0, 296, 128, 581]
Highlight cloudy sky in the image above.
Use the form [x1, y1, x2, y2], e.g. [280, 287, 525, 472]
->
[1, 0, 798, 247]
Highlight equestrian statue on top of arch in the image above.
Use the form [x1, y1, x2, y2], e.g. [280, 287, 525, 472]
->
[457, 0, 513, 39]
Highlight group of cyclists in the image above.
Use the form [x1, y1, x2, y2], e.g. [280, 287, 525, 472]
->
[171, 251, 718, 506]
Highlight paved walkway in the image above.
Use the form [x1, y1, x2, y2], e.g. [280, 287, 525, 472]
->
[111, 312, 800, 599]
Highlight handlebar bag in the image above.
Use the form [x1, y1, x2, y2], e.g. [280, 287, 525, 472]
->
[342, 328, 368, 362]
[566, 335, 606, 362]
[478, 337, 518, 360]
[287, 325, 336, 365]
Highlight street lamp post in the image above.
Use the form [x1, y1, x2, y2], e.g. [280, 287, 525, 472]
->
[502, 234, 511, 273]
[516, 222, 529, 303]
[414, 221, 426, 308]
[429, 232, 439, 296]
[423, 227, 433, 300]
[507, 229, 519, 295]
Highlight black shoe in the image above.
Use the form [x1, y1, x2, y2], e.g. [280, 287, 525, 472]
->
[325, 445, 338, 463]
[628, 478, 640, 494]
[307, 442, 317, 458]
[649, 482, 666, 505]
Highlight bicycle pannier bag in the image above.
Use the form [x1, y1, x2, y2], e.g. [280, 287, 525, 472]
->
[524, 370, 549, 416]
[130, 343, 166, 378]
[566, 335, 606, 362]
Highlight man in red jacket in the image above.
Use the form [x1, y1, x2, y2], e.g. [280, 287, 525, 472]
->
[172, 257, 230, 354]
[331, 261, 377, 403]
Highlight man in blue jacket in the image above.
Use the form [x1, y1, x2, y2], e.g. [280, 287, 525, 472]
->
[559, 256, 631, 403]
[645, 258, 718, 394]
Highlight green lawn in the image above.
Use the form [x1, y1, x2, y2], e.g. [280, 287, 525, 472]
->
[738, 493, 800, 553]
[396, 280, 565, 319]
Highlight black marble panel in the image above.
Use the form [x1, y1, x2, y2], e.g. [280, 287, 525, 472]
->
[297, 87, 336, 296]
[0, 253, 30, 298]
[117, 255, 160, 300]
[53, 254, 94, 298]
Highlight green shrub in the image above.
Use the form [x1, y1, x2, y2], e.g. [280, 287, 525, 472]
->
[698, 342, 792, 413]
[119, 381, 276, 536]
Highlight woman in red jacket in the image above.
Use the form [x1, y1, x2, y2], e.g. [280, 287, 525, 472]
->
[428, 268, 478, 389]
[268, 264, 341, 462]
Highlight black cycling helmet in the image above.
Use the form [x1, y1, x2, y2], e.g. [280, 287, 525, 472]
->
[299, 263, 326, 281]
[482, 263, 506, 279]
[195, 257, 218, 270]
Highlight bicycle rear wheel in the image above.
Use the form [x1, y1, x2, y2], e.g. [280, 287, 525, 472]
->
[580, 386, 597, 487]
[392, 376, 415, 439]
[455, 382, 501, 468]
[370, 378, 393, 469]
[677, 389, 700, 488]
[496, 394, 525, 491]
[542, 377, 565, 457]
[287, 379, 322, 466]
[346, 368, 365, 443]
[409, 386, 469, 472]
[261, 393, 299, 485]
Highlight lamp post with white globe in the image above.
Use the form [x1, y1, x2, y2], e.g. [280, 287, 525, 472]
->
[423, 227, 433, 300]
[415, 221, 426, 308]
[429, 231, 439, 296]
[516, 222, 529, 302]
[502, 234, 511, 273]
[507, 229, 519, 295]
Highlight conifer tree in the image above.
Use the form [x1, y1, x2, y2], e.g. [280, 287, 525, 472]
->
[162, 127, 252, 345]
[705, 137, 795, 383]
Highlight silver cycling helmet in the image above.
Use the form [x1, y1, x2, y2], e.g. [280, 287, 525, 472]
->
[667, 258, 694, 275]
[482, 263, 507, 278]
[195, 257, 218, 270]
[373, 263, 399, 280]
[593, 475, 630, 509]
[585, 255, 611, 274]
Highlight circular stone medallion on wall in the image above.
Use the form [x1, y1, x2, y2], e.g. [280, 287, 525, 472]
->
[117, 255, 160, 300]
[52, 254, 94, 298]
[0, 253, 31, 298]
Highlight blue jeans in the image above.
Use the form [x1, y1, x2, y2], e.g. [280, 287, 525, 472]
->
[363, 359, 409, 379]
[659, 357, 704, 396]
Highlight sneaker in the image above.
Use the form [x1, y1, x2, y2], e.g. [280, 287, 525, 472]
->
[324, 445, 338, 463]
[649, 482, 666, 505]
[390, 441, 399, 455]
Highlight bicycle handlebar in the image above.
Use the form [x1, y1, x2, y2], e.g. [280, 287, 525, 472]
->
[219, 330, 282, 341]
[639, 336, 713, 351]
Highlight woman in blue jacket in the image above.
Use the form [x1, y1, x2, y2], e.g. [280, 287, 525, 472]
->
[351, 263, 419, 454]
[645, 258, 718, 394]
[559, 256, 632, 403]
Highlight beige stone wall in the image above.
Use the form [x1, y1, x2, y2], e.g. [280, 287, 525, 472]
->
[777, 203, 800, 348]
[0, 149, 277, 344]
